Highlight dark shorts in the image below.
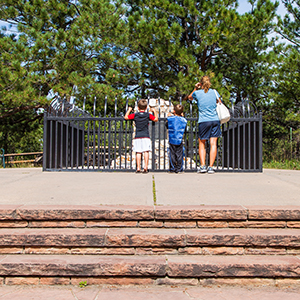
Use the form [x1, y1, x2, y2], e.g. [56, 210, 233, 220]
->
[198, 121, 221, 140]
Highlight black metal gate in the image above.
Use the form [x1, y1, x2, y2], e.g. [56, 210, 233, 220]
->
[43, 96, 262, 172]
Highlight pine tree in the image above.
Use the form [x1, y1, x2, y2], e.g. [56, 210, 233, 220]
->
[0, 0, 136, 152]
[124, 0, 278, 105]
[264, 0, 300, 160]
[0, 0, 282, 155]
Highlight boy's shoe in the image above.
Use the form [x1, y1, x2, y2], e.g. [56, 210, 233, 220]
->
[197, 165, 207, 173]
[207, 166, 215, 174]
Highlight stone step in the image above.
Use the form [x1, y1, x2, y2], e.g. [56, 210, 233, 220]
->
[1, 205, 300, 285]
[0, 255, 299, 279]
[1, 205, 300, 229]
[0, 228, 300, 251]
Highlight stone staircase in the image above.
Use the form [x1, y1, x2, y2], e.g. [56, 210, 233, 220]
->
[1, 205, 300, 286]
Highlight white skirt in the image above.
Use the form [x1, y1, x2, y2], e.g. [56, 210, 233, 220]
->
[133, 138, 152, 153]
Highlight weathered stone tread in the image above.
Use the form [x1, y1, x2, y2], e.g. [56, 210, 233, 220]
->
[0, 228, 300, 247]
[2, 205, 300, 222]
[0, 255, 300, 278]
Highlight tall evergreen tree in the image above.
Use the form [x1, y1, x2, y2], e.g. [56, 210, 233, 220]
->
[124, 0, 278, 105]
[0, 0, 135, 152]
[0, 0, 281, 155]
[263, 0, 300, 160]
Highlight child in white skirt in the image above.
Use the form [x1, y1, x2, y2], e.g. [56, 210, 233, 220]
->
[124, 99, 158, 173]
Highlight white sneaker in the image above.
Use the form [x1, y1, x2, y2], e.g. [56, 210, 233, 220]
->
[207, 166, 215, 174]
[197, 166, 207, 173]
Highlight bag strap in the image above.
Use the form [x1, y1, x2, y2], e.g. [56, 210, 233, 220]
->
[214, 89, 221, 104]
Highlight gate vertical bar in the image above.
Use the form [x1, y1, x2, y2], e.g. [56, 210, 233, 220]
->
[60, 120, 63, 169]
[76, 120, 79, 169]
[232, 122, 235, 170]
[221, 125, 225, 170]
[103, 97, 107, 169]
[184, 120, 188, 170]
[253, 119, 256, 170]
[227, 123, 230, 171]
[65, 121, 69, 169]
[49, 120, 53, 169]
[97, 116, 101, 170]
[108, 116, 111, 169]
[237, 121, 240, 170]
[81, 120, 85, 169]
[243, 120, 246, 170]
[93, 119, 96, 169]
[103, 118, 107, 170]
[130, 120, 133, 170]
[189, 119, 193, 170]
[152, 120, 156, 171]
[189, 101, 194, 169]
[113, 117, 117, 169]
[54, 118, 58, 169]
[125, 97, 128, 170]
[248, 119, 251, 170]
[158, 97, 161, 170]
[87, 120, 90, 169]
[71, 124, 74, 169]
[43, 112, 47, 171]
[163, 108, 166, 170]
[119, 118, 123, 169]
[259, 112, 263, 171]
[114, 97, 117, 169]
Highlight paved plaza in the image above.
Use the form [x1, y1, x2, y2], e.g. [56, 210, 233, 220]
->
[0, 167, 300, 299]
[0, 167, 299, 206]
[0, 284, 300, 299]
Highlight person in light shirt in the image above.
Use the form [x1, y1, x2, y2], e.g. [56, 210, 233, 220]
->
[188, 76, 222, 174]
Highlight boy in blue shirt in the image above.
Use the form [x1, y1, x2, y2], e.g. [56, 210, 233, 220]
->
[166, 104, 187, 173]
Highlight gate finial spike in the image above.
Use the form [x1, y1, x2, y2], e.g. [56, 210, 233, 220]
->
[62, 95, 66, 116]
[158, 96, 161, 115]
[93, 96, 97, 116]
[126, 97, 129, 112]
[115, 96, 118, 117]
[83, 96, 86, 111]
[104, 96, 107, 116]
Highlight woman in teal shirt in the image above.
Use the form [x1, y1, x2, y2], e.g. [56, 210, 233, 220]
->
[188, 76, 222, 174]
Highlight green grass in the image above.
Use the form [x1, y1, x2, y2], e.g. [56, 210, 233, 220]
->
[1, 163, 40, 169]
[79, 281, 87, 288]
[263, 159, 300, 170]
[152, 175, 157, 206]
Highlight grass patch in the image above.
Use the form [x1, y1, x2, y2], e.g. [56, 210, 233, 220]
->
[152, 175, 157, 206]
[263, 159, 300, 170]
[79, 280, 87, 288]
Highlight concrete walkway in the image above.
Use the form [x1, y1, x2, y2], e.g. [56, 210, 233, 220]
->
[0, 285, 300, 300]
[0, 168, 299, 206]
[1, 167, 300, 299]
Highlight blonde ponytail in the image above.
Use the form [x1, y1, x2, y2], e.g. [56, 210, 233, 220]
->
[200, 76, 211, 93]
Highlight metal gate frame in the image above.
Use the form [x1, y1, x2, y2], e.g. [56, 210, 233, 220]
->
[43, 96, 262, 172]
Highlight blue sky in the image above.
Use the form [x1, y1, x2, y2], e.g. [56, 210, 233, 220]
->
[237, 0, 287, 15]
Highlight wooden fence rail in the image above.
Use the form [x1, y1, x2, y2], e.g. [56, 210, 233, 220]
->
[2, 152, 43, 166]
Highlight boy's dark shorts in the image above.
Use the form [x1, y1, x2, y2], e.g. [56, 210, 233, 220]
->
[198, 121, 221, 140]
